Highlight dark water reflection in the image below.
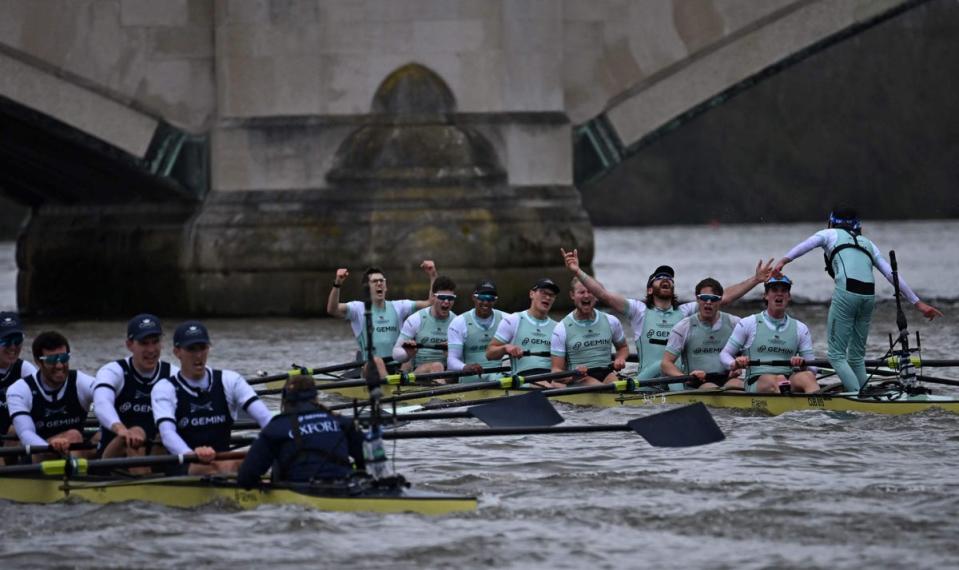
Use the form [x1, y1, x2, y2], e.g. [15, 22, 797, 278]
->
[1, 222, 959, 569]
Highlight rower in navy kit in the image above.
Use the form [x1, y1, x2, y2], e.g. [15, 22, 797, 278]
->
[6, 331, 96, 459]
[237, 375, 365, 489]
[1, 312, 38, 452]
[152, 321, 272, 474]
[94, 314, 178, 469]
[486, 278, 563, 388]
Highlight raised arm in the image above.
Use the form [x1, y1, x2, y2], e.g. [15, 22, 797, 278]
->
[561, 248, 629, 314]
[872, 247, 944, 320]
[413, 260, 438, 309]
[326, 268, 350, 318]
[774, 232, 829, 274]
[722, 258, 773, 305]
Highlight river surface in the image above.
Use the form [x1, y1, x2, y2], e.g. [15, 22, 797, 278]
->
[2, 221, 959, 569]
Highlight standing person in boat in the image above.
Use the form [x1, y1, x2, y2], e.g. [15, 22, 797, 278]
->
[152, 321, 272, 474]
[447, 280, 506, 383]
[561, 248, 772, 383]
[94, 314, 178, 469]
[237, 374, 365, 489]
[719, 275, 820, 394]
[327, 260, 438, 379]
[773, 208, 943, 392]
[392, 276, 458, 379]
[661, 278, 744, 391]
[486, 278, 564, 388]
[7, 331, 97, 458]
[1, 313, 37, 448]
[550, 276, 629, 385]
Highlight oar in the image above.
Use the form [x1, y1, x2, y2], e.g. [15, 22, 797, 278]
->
[353, 392, 565, 428]
[379, 403, 724, 448]
[407, 374, 700, 412]
[326, 369, 581, 411]
[749, 358, 959, 368]
[256, 365, 512, 396]
[0, 451, 247, 476]
[248, 360, 366, 386]
[0, 441, 97, 457]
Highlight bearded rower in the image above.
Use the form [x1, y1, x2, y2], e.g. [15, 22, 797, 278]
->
[152, 321, 272, 474]
[94, 314, 178, 470]
[7, 331, 96, 458]
[447, 280, 506, 383]
[662, 278, 743, 391]
[773, 208, 942, 392]
[562, 248, 771, 385]
[393, 276, 458, 377]
[720, 276, 820, 394]
[486, 278, 562, 388]
[326, 260, 437, 378]
[1, 313, 37, 448]
[550, 276, 628, 385]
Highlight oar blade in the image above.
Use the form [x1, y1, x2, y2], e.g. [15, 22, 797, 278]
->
[626, 403, 724, 448]
[468, 391, 564, 428]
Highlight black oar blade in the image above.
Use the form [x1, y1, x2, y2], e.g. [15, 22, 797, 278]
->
[626, 403, 724, 448]
[467, 391, 564, 428]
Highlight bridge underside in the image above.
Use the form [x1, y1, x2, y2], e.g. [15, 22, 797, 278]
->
[577, 0, 959, 225]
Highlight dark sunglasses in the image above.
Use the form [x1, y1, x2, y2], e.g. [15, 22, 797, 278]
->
[38, 352, 70, 364]
[474, 293, 497, 302]
[436, 294, 457, 302]
[697, 294, 722, 303]
[0, 333, 24, 347]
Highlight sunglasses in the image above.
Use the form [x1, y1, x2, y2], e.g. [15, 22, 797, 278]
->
[38, 352, 70, 364]
[436, 294, 457, 302]
[697, 294, 722, 303]
[368, 278, 387, 285]
[474, 293, 497, 302]
[0, 333, 24, 347]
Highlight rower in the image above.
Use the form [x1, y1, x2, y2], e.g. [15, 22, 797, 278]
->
[1, 312, 37, 451]
[446, 280, 506, 383]
[661, 278, 744, 391]
[486, 278, 562, 388]
[93, 314, 178, 470]
[326, 260, 438, 379]
[550, 276, 628, 385]
[719, 276, 820, 394]
[561, 248, 771, 382]
[392, 275, 458, 378]
[152, 321, 272, 474]
[773, 208, 943, 392]
[6, 331, 96, 459]
[237, 375, 365, 489]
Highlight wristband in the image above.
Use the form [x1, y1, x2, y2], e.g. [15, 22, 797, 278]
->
[332, 282, 341, 288]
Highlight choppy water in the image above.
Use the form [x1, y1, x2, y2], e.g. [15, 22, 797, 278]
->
[2, 221, 959, 569]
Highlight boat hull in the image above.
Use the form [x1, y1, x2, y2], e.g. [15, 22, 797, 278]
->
[0, 476, 477, 515]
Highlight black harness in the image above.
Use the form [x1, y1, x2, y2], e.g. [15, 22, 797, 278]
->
[824, 229, 875, 278]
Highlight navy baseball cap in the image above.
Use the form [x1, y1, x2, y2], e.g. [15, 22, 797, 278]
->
[647, 265, 675, 287]
[765, 275, 793, 290]
[531, 278, 560, 294]
[474, 280, 498, 296]
[127, 314, 162, 341]
[173, 321, 211, 348]
[0, 312, 23, 337]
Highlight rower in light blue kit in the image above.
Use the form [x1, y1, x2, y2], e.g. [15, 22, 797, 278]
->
[550, 276, 628, 385]
[486, 278, 562, 388]
[561, 248, 771, 385]
[393, 276, 458, 377]
[774, 208, 943, 392]
[326, 260, 438, 379]
[447, 280, 505, 383]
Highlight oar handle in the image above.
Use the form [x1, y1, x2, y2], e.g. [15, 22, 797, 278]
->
[750, 358, 959, 368]
[0, 451, 247, 475]
[413, 343, 448, 350]
[384, 365, 511, 383]
[0, 441, 97, 457]
[248, 360, 365, 386]
[522, 350, 551, 357]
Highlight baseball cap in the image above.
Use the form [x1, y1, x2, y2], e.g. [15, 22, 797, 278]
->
[0, 312, 23, 337]
[126, 313, 162, 341]
[531, 278, 560, 294]
[647, 265, 675, 287]
[173, 321, 211, 348]
[764, 275, 793, 290]
[474, 280, 498, 296]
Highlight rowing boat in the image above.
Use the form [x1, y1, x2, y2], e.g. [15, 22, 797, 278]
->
[305, 381, 959, 416]
[0, 474, 477, 515]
